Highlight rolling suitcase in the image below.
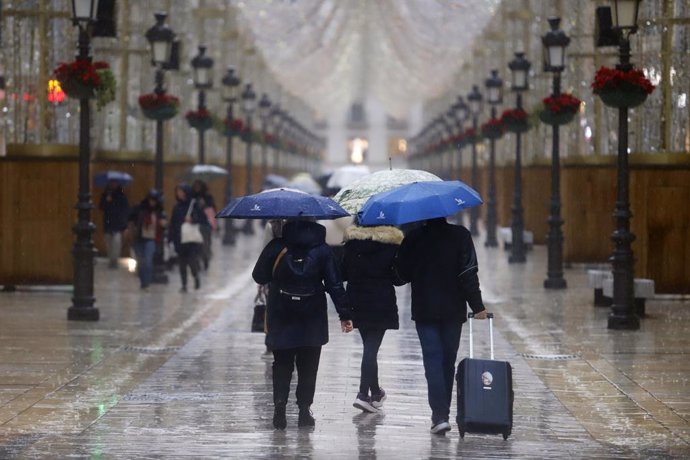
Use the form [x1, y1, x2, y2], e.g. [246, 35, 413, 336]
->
[456, 312, 513, 440]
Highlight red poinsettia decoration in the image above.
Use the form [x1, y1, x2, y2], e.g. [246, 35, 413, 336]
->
[138, 93, 180, 110]
[185, 108, 211, 120]
[542, 94, 581, 114]
[55, 60, 109, 88]
[263, 133, 274, 144]
[481, 118, 504, 138]
[224, 118, 244, 132]
[592, 66, 655, 95]
[500, 108, 528, 123]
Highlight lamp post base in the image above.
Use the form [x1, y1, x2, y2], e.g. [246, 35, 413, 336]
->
[607, 312, 640, 330]
[67, 305, 100, 321]
[242, 219, 254, 235]
[508, 254, 526, 264]
[222, 219, 237, 246]
[484, 237, 498, 248]
[544, 277, 567, 289]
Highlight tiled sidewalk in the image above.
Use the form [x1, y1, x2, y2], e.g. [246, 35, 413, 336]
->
[0, 224, 688, 458]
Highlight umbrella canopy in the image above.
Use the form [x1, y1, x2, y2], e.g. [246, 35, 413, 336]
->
[93, 170, 133, 187]
[182, 164, 228, 182]
[334, 169, 441, 213]
[358, 180, 482, 226]
[217, 188, 350, 220]
[288, 173, 322, 195]
[326, 165, 371, 189]
[263, 174, 289, 190]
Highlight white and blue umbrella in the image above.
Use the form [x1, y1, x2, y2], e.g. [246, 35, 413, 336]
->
[358, 181, 482, 226]
[217, 188, 350, 220]
[93, 170, 133, 187]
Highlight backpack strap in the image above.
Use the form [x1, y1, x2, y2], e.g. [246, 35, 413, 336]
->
[272, 247, 288, 276]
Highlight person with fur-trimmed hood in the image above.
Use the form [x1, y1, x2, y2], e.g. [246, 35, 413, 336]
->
[342, 224, 405, 413]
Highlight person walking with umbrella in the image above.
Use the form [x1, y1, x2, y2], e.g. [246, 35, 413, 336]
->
[127, 189, 166, 290]
[99, 179, 130, 268]
[342, 222, 405, 413]
[191, 179, 217, 270]
[169, 184, 209, 292]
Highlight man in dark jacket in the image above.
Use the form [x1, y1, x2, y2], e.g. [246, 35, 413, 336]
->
[253, 219, 352, 430]
[99, 180, 129, 268]
[395, 217, 488, 435]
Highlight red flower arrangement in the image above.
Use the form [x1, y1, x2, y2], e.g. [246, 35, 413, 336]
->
[185, 108, 213, 130]
[539, 93, 581, 126]
[592, 66, 655, 109]
[481, 118, 504, 140]
[222, 117, 244, 136]
[263, 132, 274, 144]
[54, 59, 116, 109]
[463, 127, 481, 144]
[138, 93, 179, 121]
[500, 108, 530, 133]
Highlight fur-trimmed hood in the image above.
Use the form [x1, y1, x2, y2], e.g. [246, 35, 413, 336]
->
[344, 225, 404, 245]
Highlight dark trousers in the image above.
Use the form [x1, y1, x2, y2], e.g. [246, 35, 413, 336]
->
[415, 320, 463, 424]
[272, 346, 322, 407]
[178, 243, 200, 288]
[358, 328, 386, 396]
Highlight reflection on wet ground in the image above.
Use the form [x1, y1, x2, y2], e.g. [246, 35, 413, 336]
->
[0, 223, 688, 458]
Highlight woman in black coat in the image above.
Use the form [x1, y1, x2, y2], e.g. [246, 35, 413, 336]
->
[169, 184, 209, 292]
[342, 224, 405, 413]
[253, 219, 352, 430]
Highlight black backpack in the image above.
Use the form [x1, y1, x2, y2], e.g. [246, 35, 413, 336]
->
[272, 246, 323, 315]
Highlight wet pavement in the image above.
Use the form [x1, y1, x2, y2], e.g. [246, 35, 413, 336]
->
[0, 222, 688, 459]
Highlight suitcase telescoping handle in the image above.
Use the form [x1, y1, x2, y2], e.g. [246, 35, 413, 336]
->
[467, 312, 495, 360]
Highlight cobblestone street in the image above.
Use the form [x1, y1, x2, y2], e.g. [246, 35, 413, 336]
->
[0, 224, 688, 459]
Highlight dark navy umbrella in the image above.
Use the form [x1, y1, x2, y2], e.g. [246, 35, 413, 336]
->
[358, 180, 482, 226]
[217, 188, 350, 220]
[93, 170, 133, 187]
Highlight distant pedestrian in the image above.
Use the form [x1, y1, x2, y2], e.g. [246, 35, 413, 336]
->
[252, 219, 352, 430]
[127, 189, 166, 290]
[169, 184, 208, 292]
[342, 224, 405, 414]
[192, 179, 217, 270]
[99, 179, 129, 268]
[395, 217, 488, 435]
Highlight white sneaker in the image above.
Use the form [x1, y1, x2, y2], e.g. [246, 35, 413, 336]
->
[430, 421, 451, 435]
[371, 388, 387, 409]
[353, 395, 378, 413]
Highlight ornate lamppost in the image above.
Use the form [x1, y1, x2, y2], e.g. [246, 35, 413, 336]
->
[542, 17, 571, 289]
[68, 0, 100, 321]
[271, 105, 284, 172]
[241, 83, 257, 234]
[467, 85, 483, 236]
[190, 45, 213, 164]
[258, 93, 272, 179]
[507, 51, 531, 264]
[221, 66, 241, 246]
[607, 0, 643, 330]
[484, 69, 503, 248]
[145, 12, 175, 284]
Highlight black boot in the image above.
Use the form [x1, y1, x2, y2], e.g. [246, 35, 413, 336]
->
[273, 404, 287, 430]
[298, 406, 315, 427]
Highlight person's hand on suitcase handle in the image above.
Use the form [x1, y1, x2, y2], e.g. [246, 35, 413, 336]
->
[468, 311, 492, 320]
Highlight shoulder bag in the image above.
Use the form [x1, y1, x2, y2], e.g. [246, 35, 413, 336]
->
[181, 199, 204, 244]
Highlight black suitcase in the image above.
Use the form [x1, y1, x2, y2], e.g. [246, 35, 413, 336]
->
[456, 312, 513, 440]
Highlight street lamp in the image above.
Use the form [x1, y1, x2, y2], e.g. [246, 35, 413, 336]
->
[221, 66, 241, 246]
[68, 0, 100, 321]
[259, 93, 272, 179]
[542, 17, 571, 290]
[190, 45, 214, 164]
[145, 12, 175, 284]
[467, 85, 483, 236]
[271, 105, 284, 172]
[607, 0, 643, 330]
[241, 82, 256, 234]
[451, 96, 469, 180]
[507, 51, 531, 264]
[484, 69, 503, 248]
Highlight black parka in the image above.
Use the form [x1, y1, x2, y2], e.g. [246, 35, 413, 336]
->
[253, 220, 350, 350]
[395, 218, 485, 323]
[342, 225, 405, 330]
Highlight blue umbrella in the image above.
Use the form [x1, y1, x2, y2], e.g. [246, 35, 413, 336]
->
[358, 181, 482, 226]
[216, 188, 350, 220]
[93, 171, 133, 187]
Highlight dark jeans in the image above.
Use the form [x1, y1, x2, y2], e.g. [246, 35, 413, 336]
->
[358, 328, 386, 396]
[272, 346, 322, 407]
[178, 243, 200, 288]
[134, 239, 155, 288]
[415, 320, 463, 424]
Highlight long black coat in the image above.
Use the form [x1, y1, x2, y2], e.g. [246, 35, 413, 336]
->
[99, 188, 129, 233]
[342, 225, 405, 330]
[253, 220, 350, 350]
[395, 218, 485, 323]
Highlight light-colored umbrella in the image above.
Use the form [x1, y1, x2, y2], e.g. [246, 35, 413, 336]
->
[288, 173, 322, 195]
[334, 169, 442, 213]
[182, 164, 228, 182]
[327, 165, 371, 189]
